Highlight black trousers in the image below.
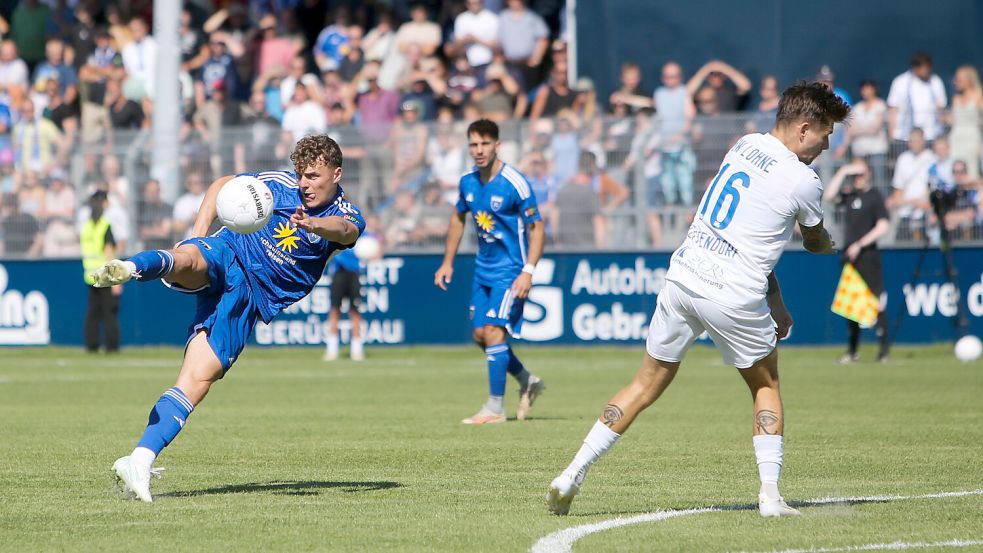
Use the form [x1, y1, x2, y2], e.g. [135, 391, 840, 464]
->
[846, 250, 889, 358]
[85, 286, 120, 352]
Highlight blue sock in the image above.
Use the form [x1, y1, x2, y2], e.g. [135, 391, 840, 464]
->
[506, 346, 531, 388]
[136, 387, 193, 455]
[129, 250, 175, 282]
[485, 344, 509, 397]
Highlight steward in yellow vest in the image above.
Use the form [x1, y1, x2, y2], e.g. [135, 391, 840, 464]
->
[80, 191, 120, 352]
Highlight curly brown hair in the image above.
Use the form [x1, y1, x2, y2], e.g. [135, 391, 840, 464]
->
[290, 134, 343, 173]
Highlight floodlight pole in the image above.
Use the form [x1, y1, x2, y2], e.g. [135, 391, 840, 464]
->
[151, 0, 182, 202]
[566, 0, 577, 85]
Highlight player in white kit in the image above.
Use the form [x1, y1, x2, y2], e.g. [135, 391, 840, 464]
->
[547, 82, 850, 517]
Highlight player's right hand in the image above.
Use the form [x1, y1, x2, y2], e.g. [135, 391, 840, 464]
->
[434, 264, 453, 290]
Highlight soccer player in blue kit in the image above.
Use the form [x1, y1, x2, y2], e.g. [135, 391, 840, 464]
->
[434, 119, 547, 424]
[89, 135, 365, 502]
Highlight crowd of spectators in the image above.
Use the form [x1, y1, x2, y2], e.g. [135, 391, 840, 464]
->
[0, 0, 980, 257]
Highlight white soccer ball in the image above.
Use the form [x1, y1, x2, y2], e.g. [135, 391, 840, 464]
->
[216, 175, 274, 234]
[353, 234, 381, 260]
[954, 335, 983, 363]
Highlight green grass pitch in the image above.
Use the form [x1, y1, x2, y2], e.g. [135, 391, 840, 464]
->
[1, 344, 981, 552]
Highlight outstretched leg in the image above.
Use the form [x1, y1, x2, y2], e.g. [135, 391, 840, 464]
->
[738, 349, 800, 517]
[92, 243, 211, 290]
[547, 353, 679, 515]
[114, 331, 224, 502]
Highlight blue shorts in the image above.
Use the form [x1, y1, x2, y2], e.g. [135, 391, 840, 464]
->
[469, 280, 525, 337]
[167, 237, 259, 372]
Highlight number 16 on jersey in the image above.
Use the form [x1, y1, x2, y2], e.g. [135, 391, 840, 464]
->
[699, 163, 751, 230]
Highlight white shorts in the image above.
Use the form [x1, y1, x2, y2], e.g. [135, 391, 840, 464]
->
[646, 280, 777, 369]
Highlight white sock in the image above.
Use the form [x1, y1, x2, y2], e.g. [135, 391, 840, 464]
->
[351, 338, 363, 356]
[485, 395, 504, 413]
[753, 434, 784, 500]
[565, 420, 621, 479]
[130, 446, 157, 470]
[326, 334, 339, 356]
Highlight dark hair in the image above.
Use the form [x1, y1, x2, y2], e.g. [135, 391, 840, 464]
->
[578, 150, 597, 172]
[775, 81, 850, 128]
[910, 51, 932, 68]
[467, 118, 499, 140]
[859, 79, 879, 94]
[290, 134, 343, 171]
[89, 190, 108, 220]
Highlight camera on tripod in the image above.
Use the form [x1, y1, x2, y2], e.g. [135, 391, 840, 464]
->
[928, 175, 964, 218]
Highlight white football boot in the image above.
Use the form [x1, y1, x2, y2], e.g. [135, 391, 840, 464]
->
[91, 260, 134, 288]
[546, 470, 582, 515]
[516, 376, 545, 420]
[758, 493, 801, 517]
[112, 456, 162, 503]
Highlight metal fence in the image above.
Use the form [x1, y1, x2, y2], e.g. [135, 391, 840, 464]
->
[1, 110, 980, 258]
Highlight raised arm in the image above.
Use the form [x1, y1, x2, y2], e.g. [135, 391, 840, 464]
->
[191, 175, 235, 237]
[290, 207, 361, 245]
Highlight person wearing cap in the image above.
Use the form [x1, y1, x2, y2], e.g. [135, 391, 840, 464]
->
[194, 34, 239, 102]
[815, 65, 852, 106]
[686, 59, 751, 113]
[80, 190, 121, 353]
[572, 76, 597, 120]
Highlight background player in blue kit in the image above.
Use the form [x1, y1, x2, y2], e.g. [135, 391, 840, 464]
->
[90, 135, 365, 502]
[434, 119, 547, 425]
[323, 247, 365, 362]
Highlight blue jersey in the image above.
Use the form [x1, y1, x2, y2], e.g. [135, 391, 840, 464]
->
[216, 170, 365, 323]
[327, 247, 360, 275]
[456, 163, 541, 286]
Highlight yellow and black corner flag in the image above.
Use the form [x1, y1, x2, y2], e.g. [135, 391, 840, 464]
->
[831, 264, 880, 327]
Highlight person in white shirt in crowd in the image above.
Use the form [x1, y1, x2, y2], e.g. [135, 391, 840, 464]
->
[279, 57, 322, 111]
[281, 82, 327, 143]
[887, 52, 947, 146]
[451, 0, 499, 71]
[838, 80, 889, 191]
[887, 128, 936, 240]
[0, 40, 29, 105]
[172, 172, 207, 240]
[121, 17, 156, 98]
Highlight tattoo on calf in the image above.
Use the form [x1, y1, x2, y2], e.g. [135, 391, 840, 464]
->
[755, 409, 780, 435]
[601, 404, 624, 427]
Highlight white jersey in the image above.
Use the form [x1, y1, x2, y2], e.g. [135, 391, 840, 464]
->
[665, 133, 823, 309]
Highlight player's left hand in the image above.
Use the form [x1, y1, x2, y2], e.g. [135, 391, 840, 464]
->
[511, 272, 533, 299]
[770, 303, 793, 340]
[290, 206, 314, 231]
[845, 242, 862, 262]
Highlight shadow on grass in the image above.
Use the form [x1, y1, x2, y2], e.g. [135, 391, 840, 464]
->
[568, 497, 894, 517]
[159, 480, 403, 498]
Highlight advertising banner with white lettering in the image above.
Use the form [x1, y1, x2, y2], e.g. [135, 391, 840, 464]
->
[2, 248, 982, 347]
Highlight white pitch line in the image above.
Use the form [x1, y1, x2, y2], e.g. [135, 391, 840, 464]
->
[530, 489, 983, 553]
[728, 539, 983, 553]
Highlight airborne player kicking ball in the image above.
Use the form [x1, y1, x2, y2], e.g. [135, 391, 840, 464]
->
[547, 83, 849, 517]
[90, 135, 364, 502]
[434, 119, 547, 424]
